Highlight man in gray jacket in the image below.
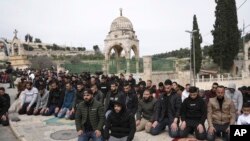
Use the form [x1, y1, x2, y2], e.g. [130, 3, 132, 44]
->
[33, 84, 49, 115]
[225, 83, 243, 118]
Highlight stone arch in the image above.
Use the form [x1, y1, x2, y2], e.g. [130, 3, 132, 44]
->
[131, 45, 139, 59]
[236, 66, 239, 75]
[11, 38, 22, 56]
[0, 38, 10, 56]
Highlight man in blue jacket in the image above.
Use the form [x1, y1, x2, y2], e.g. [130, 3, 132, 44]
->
[57, 82, 76, 119]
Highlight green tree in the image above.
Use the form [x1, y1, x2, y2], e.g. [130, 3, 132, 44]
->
[211, 0, 240, 71]
[191, 15, 202, 74]
[34, 38, 42, 43]
[69, 55, 81, 64]
[30, 56, 56, 69]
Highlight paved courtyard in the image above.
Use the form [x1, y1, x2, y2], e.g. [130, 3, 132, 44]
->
[1, 83, 225, 141]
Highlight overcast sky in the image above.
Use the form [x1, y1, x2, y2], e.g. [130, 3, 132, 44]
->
[0, 0, 249, 56]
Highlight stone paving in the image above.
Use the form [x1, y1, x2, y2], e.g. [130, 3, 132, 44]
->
[0, 83, 18, 141]
[9, 114, 174, 141]
[2, 83, 224, 141]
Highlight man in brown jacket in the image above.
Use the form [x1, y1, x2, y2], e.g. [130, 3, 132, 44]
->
[207, 85, 235, 141]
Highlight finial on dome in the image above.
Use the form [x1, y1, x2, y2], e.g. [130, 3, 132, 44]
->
[119, 8, 123, 16]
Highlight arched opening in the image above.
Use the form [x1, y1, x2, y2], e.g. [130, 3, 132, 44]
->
[0, 40, 9, 56]
[107, 45, 125, 74]
[248, 65, 250, 73]
[13, 43, 18, 55]
[236, 66, 239, 75]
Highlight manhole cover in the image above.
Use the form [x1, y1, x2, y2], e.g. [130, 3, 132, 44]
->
[50, 129, 77, 140]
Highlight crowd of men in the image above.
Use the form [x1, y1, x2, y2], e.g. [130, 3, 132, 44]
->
[1, 66, 250, 141]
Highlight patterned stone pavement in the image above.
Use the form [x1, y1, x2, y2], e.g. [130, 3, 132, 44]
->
[9, 114, 174, 141]
[2, 83, 223, 141]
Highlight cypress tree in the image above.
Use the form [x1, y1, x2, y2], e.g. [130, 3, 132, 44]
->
[211, 0, 240, 71]
[191, 15, 202, 74]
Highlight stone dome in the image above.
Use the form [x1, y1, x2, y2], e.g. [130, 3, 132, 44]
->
[110, 16, 134, 32]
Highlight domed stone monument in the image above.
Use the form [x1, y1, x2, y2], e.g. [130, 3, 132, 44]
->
[104, 8, 139, 74]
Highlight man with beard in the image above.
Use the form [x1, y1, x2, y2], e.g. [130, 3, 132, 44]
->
[57, 82, 76, 119]
[33, 84, 49, 115]
[75, 89, 104, 141]
[207, 85, 235, 141]
[18, 81, 38, 115]
[70, 82, 85, 120]
[0, 87, 10, 126]
[179, 86, 207, 140]
[123, 82, 138, 116]
[91, 84, 104, 104]
[104, 82, 124, 118]
[146, 80, 156, 98]
[104, 98, 136, 141]
[204, 82, 218, 104]
[136, 89, 157, 132]
[149, 79, 181, 138]
[155, 82, 164, 99]
[44, 81, 64, 116]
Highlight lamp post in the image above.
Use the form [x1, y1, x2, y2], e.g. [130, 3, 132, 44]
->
[185, 30, 197, 86]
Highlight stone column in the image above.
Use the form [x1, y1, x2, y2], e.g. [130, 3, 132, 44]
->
[136, 58, 139, 74]
[126, 59, 130, 74]
[103, 59, 109, 75]
[143, 56, 152, 81]
[116, 56, 120, 73]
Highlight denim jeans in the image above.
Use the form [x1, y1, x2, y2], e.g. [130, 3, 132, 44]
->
[150, 118, 179, 138]
[44, 105, 57, 116]
[57, 108, 70, 118]
[207, 123, 229, 141]
[78, 131, 103, 141]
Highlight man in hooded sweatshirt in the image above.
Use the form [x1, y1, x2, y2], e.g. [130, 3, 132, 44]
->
[225, 83, 243, 118]
[104, 98, 136, 141]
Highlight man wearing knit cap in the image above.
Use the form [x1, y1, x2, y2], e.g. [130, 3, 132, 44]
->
[225, 83, 243, 118]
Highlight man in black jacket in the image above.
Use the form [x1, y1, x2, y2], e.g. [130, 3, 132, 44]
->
[44, 81, 64, 116]
[104, 82, 124, 118]
[0, 87, 10, 126]
[69, 81, 85, 120]
[104, 98, 136, 141]
[5, 62, 15, 88]
[179, 86, 207, 140]
[123, 82, 138, 116]
[149, 79, 181, 138]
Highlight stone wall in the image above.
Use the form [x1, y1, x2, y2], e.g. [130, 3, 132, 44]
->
[196, 77, 250, 90]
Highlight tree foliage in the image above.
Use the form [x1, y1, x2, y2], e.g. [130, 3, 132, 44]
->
[211, 0, 240, 71]
[25, 34, 33, 42]
[69, 55, 81, 64]
[191, 15, 202, 74]
[34, 38, 42, 43]
[23, 43, 34, 51]
[93, 45, 101, 53]
[30, 56, 56, 69]
[153, 48, 190, 59]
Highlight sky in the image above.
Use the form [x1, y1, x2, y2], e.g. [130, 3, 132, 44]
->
[0, 0, 250, 56]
